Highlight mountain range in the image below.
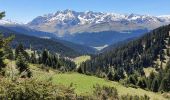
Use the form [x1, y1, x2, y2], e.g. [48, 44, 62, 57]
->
[27, 10, 170, 35]
[1, 10, 170, 48]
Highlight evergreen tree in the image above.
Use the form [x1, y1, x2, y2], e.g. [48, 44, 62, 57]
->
[137, 77, 147, 89]
[4, 47, 14, 60]
[148, 71, 155, 89]
[127, 75, 137, 85]
[0, 12, 5, 70]
[42, 49, 48, 64]
[112, 72, 120, 81]
[15, 43, 29, 60]
[15, 43, 24, 58]
[107, 71, 114, 81]
[30, 51, 36, 64]
[16, 52, 28, 73]
[159, 70, 170, 92]
[0, 45, 5, 70]
[0, 12, 14, 70]
[0, 12, 5, 19]
[167, 48, 170, 56]
[151, 78, 159, 92]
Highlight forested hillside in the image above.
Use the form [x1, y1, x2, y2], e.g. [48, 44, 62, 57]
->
[0, 26, 81, 57]
[0, 25, 97, 54]
[79, 24, 170, 92]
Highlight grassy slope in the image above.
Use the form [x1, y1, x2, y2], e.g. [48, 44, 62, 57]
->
[52, 73, 166, 100]
[29, 64, 167, 100]
[73, 55, 91, 68]
[5, 59, 167, 100]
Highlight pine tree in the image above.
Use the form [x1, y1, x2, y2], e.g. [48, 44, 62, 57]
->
[159, 70, 170, 92]
[0, 12, 5, 70]
[0, 12, 5, 19]
[42, 49, 48, 64]
[30, 51, 36, 64]
[128, 75, 137, 85]
[16, 52, 28, 73]
[107, 71, 114, 81]
[137, 77, 147, 89]
[148, 71, 155, 89]
[15, 43, 24, 58]
[0, 12, 14, 70]
[151, 78, 159, 92]
[167, 48, 170, 57]
[15, 43, 30, 61]
[113, 72, 120, 81]
[4, 47, 14, 60]
[0, 44, 5, 69]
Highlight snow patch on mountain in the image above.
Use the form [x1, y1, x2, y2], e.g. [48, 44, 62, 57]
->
[0, 19, 22, 25]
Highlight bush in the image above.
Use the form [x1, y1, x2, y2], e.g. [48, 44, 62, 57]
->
[93, 84, 119, 100]
[0, 78, 76, 100]
[121, 94, 150, 100]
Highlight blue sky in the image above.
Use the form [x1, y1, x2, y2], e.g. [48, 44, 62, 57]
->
[0, 0, 170, 23]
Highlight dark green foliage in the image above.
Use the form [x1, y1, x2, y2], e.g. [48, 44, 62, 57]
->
[30, 51, 37, 64]
[79, 24, 170, 91]
[159, 70, 170, 92]
[93, 84, 119, 100]
[137, 77, 147, 89]
[0, 25, 14, 71]
[15, 43, 32, 77]
[0, 12, 5, 19]
[167, 48, 170, 56]
[127, 75, 138, 85]
[0, 79, 76, 100]
[0, 39, 5, 69]
[107, 71, 114, 81]
[42, 49, 48, 64]
[15, 43, 29, 60]
[80, 25, 170, 76]
[39, 49, 76, 72]
[0, 12, 12, 70]
[112, 72, 121, 81]
[121, 94, 150, 100]
[148, 71, 156, 89]
[151, 78, 159, 92]
[16, 52, 28, 73]
[4, 47, 14, 60]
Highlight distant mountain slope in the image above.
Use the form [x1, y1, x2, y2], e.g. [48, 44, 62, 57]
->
[2, 24, 57, 38]
[100, 37, 136, 53]
[54, 39, 97, 54]
[0, 26, 81, 57]
[61, 29, 148, 47]
[79, 24, 170, 77]
[0, 25, 97, 54]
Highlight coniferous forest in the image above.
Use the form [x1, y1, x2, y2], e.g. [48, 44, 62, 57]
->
[79, 24, 170, 92]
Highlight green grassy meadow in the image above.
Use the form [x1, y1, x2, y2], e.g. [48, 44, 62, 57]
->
[29, 63, 167, 100]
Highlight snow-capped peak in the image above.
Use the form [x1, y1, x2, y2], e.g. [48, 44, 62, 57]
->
[0, 19, 21, 25]
[27, 10, 170, 35]
[28, 10, 170, 26]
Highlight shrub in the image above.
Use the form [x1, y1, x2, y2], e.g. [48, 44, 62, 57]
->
[0, 78, 76, 100]
[93, 84, 119, 100]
